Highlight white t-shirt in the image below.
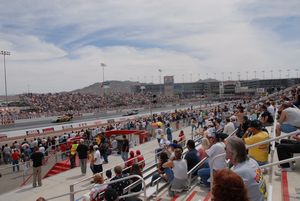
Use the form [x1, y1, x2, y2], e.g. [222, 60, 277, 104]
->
[232, 158, 266, 201]
[206, 142, 225, 170]
[223, 122, 235, 135]
[155, 128, 164, 139]
[173, 159, 188, 180]
[94, 150, 102, 165]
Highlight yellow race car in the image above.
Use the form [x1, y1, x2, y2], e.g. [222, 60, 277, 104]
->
[52, 114, 73, 123]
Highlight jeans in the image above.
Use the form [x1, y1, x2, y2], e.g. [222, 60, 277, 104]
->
[197, 161, 210, 186]
[281, 124, 298, 133]
[102, 152, 108, 163]
[151, 168, 174, 185]
[121, 151, 128, 161]
[12, 160, 19, 172]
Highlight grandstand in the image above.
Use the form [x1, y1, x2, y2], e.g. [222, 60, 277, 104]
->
[0, 84, 300, 201]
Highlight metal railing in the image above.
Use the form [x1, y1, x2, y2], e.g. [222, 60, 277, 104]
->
[209, 127, 300, 196]
[46, 174, 146, 201]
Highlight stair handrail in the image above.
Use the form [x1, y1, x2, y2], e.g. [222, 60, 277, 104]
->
[265, 109, 278, 201]
[46, 174, 146, 201]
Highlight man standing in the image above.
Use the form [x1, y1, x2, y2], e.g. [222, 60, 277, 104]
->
[11, 149, 20, 172]
[165, 124, 173, 142]
[155, 125, 164, 144]
[76, 139, 88, 175]
[226, 137, 267, 201]
[30, 147, 44, 187]
[93, 145, 103, 174]
[121, 135, 129, 161]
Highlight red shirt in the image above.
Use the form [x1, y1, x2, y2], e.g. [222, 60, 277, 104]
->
[12, 151, 19, 161]
[60, 143, 67, 152]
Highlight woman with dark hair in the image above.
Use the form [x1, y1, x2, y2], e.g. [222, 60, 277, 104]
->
[151, 152, 173, 185]
[212, 169, 249, 201]
[129, 164, 143, 192]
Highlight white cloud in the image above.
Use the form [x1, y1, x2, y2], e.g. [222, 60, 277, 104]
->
[0, 0, 299, 94]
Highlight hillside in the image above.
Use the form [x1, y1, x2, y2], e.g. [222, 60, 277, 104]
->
[72, 81, 140, 95]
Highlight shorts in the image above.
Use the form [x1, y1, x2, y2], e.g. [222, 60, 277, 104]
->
[281, 124, 297, 133]
[93, 164, 103, 173]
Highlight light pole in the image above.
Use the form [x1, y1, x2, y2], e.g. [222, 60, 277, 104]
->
[262, 70, 265, 79]
[246, 71, 249, 80]
[296, 69, 299, 78]
[100, 63, 107, 112]
[237, 72, 240, 81]
[1, 50, 10, 107]
[279, 69, 282, 79]
[287, 69, 290, 79]
[270, 70, 273, 79]
[222, 72, 224, 81]
[254, 71, 257, 79]
[158, 69, 162, 94]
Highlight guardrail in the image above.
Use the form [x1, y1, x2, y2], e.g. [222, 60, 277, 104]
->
[46, 174, 146, 201]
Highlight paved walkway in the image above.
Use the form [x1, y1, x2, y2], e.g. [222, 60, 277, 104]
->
[0, 125, 194, 201]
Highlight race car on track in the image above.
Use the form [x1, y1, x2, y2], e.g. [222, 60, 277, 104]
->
[52, 114, 73, 123]
[122, 109, 139, 116]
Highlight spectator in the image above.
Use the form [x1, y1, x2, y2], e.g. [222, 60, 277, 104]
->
[77, 139, 89, 175]
[155, 125, 164, 145]
[60, 142, 67, 160]
[151, 152, 173, 185]
[109, 166, 130, 200]
[163, 148, 188, 197]
[223, 117, 235, 136]
[236, 116, 251, 138]
[11, 149, 20, 172]
[276, 102, 300, 136]
[165, 124, 173, 142]
[243, 120, 269, 166]
[30, 147, 44, 187]
[135, 150, 145, 170]
[89, 174, 107, 201]
[121, 135, 129, 161]
[93, 145, 103, 175]
[197, 131, 226, 187]
[258, 104, 273, 127]
[129, 164, 143, 193]
[178, 130, 185, 143]
[184, 140, 200, 172]
[226, 137, 267, 201]
[70, 141, 78, 169]
[125, 151, 136, 173]
[212, 169, 249, 201]
[275, 134, 300, 175]
[197, 137, 210, 160]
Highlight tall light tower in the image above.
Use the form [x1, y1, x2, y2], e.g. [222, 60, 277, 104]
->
[1, 50, 10, 107]
[158, 69, 162, 94]
[262, 70, 265, 79]
[270, 70, 273, 79]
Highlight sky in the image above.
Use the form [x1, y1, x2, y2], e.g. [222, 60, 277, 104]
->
[0, 0, 300, 95]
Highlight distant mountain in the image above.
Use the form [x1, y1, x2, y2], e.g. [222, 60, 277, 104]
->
[72, 80, 139, 95]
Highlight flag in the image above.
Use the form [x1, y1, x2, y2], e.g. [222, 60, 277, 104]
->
[101, 63, 106, 67]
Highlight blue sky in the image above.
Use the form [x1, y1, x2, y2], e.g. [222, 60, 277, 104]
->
[0, 0, 300, 94]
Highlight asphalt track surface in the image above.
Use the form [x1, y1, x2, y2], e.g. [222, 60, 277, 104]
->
[0, 104, 196, 133]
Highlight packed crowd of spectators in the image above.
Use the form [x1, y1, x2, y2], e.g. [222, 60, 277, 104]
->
[3, 84, 300, 201]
